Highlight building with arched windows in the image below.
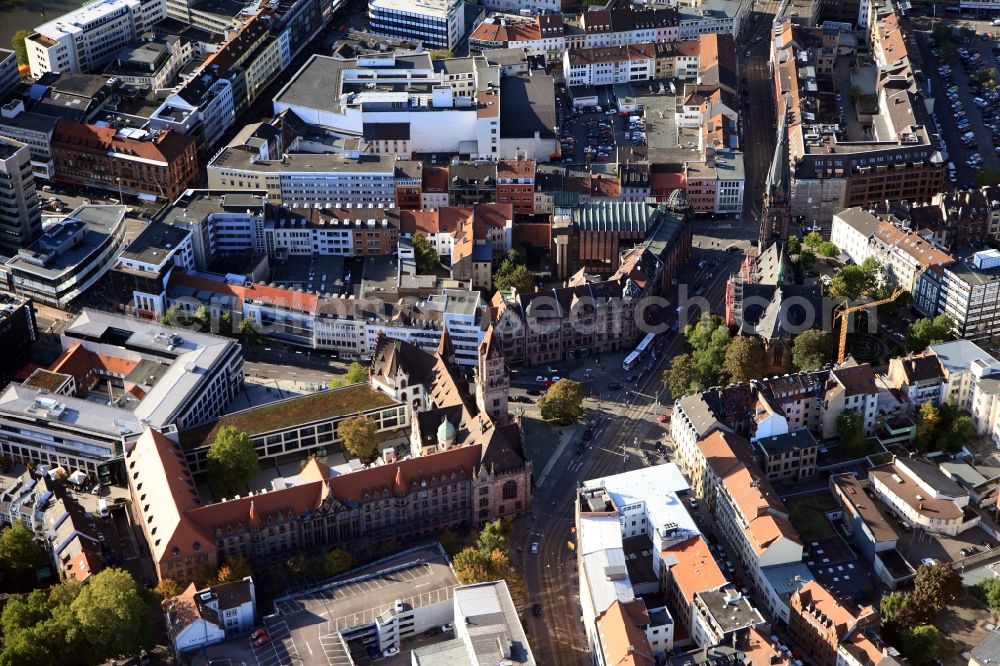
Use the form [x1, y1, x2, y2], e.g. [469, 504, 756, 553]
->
[129, 325, 531, 584]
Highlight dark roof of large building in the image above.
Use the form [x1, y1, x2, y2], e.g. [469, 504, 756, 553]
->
[499, 71, 556, 140]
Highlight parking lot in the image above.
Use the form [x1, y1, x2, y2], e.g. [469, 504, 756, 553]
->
[920, 23, 1000, 185]
[556, 87, 646, 165]
[255, 546, 459, 666]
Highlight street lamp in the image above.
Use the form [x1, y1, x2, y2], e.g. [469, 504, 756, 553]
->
[116, 177, 123, 204]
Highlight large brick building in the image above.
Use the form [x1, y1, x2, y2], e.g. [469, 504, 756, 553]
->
[51, 121, 198, 202]
[129, 328, 532, 584]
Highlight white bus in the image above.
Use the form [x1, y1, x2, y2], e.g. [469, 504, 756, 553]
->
[623, 332, 656, 372]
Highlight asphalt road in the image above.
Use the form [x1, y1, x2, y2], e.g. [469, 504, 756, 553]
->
[518, 247, 743, 665]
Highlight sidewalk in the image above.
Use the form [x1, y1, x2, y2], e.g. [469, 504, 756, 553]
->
[535, 423, 582, 488]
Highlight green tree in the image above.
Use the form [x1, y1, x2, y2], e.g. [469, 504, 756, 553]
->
[663, 353, 703, 398]
[539, 379, 584, 425]
[439, 529, 465, 556]
[412, 233, 439, 273]
[975, 165, 1000, 188]
[847, 85, 861, 103]
[942, 415, 977, 452]
[11, 30, 28, 66]
[71, 568, 155, 659]
[792, 330, 832, 371]
[0, 589, 50, 638]
[898, 625, 949, 666]
[912, 561, 962, 612]
[192, 305, 212, 333]
[684, 313, 730, 387]
[830, 265, 876, 300]
[219, 311, 234, 337]
[907, 314, 952, 353]
[0, 522, 48, 574]
[972, 578, 1000, 612]
[786, 235, 802, 256]
[494, 249, 534, 295]
[879, 591, 911, 625]
[836, 409, 865, 450]
[153, 578, 183, 600]
[817, 241, 839, 258]
[343, 361, 368, 384]
[337, 414, 379, 460]
[798, 249, 817, 271]
[723, 336, 765, 384]
[476, 519, 511, 555]
[916, 402, 941, 452]
[452, 546, 495, 584]
[238, 315, 262, 345]
[206, 426, 260, 496]
[160, 304, 182, 327]
[324, 548, 354, 577]
[802, 231, 824, 248]
[216, 554, 251, 583]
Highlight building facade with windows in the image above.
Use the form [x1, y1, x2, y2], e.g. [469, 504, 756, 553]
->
[368, 0, 466, 50]
[25, 0, 167, 78]
[0, 136, 42, 255]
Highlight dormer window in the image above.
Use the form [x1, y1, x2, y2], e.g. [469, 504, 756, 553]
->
[193, 541, 201, 551]
[172, 547, 180, 557]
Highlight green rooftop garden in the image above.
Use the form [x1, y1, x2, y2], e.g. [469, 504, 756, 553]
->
[180, 383, 396, 450]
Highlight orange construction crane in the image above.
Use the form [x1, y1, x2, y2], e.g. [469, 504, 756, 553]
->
[834, 288, 905, 364]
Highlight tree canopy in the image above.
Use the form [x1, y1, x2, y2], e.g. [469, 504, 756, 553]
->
[890, 562, 962, 628]
[898, 625, 949, 666]
[451, 520, 515, 586]
[817, 241, 839, 258]
[802, 231, 824, 248]
[337, 414, 379, 461]
[836, 409, 865, 450]
[343, 361, 369, 384]
[324, 548, 353, 577]
[683, 313, 731, 387]
[0, 522, 49, 575]
[786, 235, 802, 255]
[216, 555, 251, 583]
[662, 353, 702, 398]
[914, 401, 974, 452]
[723, 336, 765, 384]
[494, 249, 534, 295]
[792, 330, 831, 371]
[206, 426, 259, 497]
[879, 591, 910, 625]
[412, 233, 439, 273]
[798, 249, 817, 271]
[0, 569, 154, 666]
[829, 259, 881, 300]
[11, 31, 28, 66]
[907, 314, 952, 353]
[539, 379, 584, 425]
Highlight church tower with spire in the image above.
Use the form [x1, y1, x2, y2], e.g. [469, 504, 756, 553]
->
[760, 97, 792, 248]
[475, 325, 508, 424]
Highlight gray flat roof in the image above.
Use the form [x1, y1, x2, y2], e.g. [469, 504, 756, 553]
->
[412, 639, 471, 665]
[929, 340, 1000, 376]
[158, 190, 268, 226]
[210, 147, 395, 173]
[119, 221, 191, 264]
[61, 309, 241, 428]
[454, 581, 536, 666]
[499, 72, 556, 140]
[0, 383, 143, 443]
[7, 206, 129, 280]
[272, 544, 458, 632]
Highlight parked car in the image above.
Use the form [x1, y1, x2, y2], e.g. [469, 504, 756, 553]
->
[532, 603, 542, 617]
[530, 542, 539, 554]
[252, 633, 272, 648]
[441, 623, 453, 633]
[424, 627, 442, 638]
[608, 382, 624, 391]
[383, 647, 400, 657]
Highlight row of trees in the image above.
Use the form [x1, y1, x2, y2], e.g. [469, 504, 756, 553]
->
[661, 313, 833, 398]
[0, 569, 156, 666]
[161, 304, 262, 344]
[879, 562, 963, 666]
